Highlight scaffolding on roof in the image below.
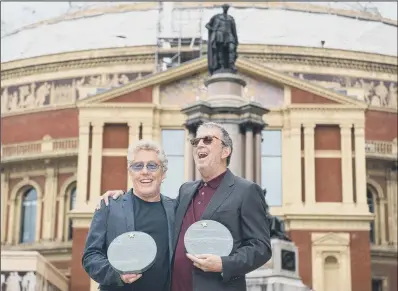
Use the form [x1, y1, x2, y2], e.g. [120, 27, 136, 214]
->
[154, 2, 205, 72]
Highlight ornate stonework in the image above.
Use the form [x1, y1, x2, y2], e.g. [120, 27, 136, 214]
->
[1, 72, 151, 114]
[292, 72, 398, 109]
[160, 71, 284, 108]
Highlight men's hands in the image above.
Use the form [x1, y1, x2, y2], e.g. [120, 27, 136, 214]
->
[120, 273, 142, 284]
[186, 253, 223, 272]
[95, 190, 124, 210]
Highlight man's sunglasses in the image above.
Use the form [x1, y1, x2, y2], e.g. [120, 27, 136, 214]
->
[190, 135, 225, 147]
[128, 162, 160, 172]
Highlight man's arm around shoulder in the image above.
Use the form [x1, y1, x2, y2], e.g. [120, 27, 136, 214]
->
[221, 182, 272, 282]
[82, 200, 123, 286]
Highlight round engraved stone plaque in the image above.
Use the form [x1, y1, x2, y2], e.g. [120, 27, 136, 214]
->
[107, 231, 157, 274]
[184, 220, 233, 256]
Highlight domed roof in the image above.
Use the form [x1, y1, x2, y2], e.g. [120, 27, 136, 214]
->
[1, 2, 397, 63]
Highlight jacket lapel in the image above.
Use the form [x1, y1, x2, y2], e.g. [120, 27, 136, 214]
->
[161, 195, 176, 264]
[173, 180, 201, 248]
[201, 169, 235, 220]
[122, 189, 135, 232]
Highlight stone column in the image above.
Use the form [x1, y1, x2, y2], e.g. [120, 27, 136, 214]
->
[185, 130, 195, 181]
[354, 125, 367, 207]
[304, 124, 316, 204]
[340, 124, 354, 204]
[223, 123, 243, 177]
[254, 131, 262, 185]
[43, 166, 57, 240]
[76, 122, 91, 206]
[379, 200, 387, 245]
[245, 126, 254, 181]
[89, 121, 104, 202]
[389, 171, 398, 245]
[290, 126, 302, 204]
[1, 173, 9, 243]
[127, 123, 137, 190]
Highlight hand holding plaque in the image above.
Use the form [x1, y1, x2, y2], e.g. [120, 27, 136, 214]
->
[107, 231, 157, 276]
[184, 220, 233, 256]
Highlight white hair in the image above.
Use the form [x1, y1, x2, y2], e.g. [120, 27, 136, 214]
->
[127, 140, 168, 172]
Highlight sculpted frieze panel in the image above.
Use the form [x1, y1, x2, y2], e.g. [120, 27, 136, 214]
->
[293, 73, 397, 109]
[160, 72, 284, 108]
[1, 72, 151, 114]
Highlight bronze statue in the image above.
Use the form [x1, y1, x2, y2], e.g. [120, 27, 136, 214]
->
[263, 188, 291, 242]
[205, 3, 239, 75]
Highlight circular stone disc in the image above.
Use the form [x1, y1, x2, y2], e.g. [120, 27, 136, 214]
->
[107, 231, 157, 275]
[184, 220, 233, 257]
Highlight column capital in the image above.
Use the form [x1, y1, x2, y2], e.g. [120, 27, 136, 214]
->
[303, 123, 316, 129]
[79, 123, 91, 135]
[340, 123, 353, 129]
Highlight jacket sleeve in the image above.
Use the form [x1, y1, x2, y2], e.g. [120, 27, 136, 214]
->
[82, 200, 124, 286]
[220, 183, 272, 282]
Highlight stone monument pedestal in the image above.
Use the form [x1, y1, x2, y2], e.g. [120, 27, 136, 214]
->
[182, 73, 269, 179]
[246, 239, 311, 291]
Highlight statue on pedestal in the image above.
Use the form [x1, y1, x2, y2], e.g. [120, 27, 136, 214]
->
[263, 188, 291, 242]
[206, 3, 239, 75]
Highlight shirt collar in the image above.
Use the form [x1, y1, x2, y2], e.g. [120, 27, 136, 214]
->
[200, 170, 227, 189]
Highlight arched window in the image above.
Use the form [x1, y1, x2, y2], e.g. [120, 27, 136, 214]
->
[367, 187, 376, 244]
[68, 187, 76, 240]
[20, 188, 37, 243]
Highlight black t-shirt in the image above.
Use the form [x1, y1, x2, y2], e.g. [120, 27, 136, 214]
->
[131, 194, 170, 291]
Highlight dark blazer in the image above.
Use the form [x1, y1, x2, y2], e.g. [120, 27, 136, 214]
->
[173, 169, 272, 291]
[82, 189, 176, 291]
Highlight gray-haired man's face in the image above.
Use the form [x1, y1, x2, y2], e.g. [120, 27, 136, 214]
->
[128, 149, 165, 198]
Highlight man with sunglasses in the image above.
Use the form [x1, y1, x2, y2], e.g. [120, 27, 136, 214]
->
[82, 140, 176, 291]
[98, 122, 271, 291]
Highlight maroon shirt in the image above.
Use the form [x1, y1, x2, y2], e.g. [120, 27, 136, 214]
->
[171, 171, 227, 291]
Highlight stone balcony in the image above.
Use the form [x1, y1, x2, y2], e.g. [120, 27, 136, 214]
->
[365, 139, 397, 161]
[1, 251, 69, 291]
[1, 136, 78, 164]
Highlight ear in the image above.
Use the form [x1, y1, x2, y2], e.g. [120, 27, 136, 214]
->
[221, 146, 231, 160]
[161, 171, 167, 181]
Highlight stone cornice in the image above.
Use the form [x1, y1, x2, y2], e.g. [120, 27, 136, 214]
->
[2, 45, 397, 80]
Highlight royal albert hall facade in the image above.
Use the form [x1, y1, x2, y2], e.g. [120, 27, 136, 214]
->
[0, 2, 397, 291]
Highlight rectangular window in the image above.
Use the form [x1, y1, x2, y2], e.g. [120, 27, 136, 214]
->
[372, 279, 383, 291]
[161, 129, 185, 199]
[261, 130, 282, 206]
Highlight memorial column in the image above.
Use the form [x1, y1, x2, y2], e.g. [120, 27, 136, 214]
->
[245, 126, 254, 181]
[184, 130, 195, 181]
[254, 130, 262, 185]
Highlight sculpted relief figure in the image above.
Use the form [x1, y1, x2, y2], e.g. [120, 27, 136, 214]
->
[206, 3, 239, 75]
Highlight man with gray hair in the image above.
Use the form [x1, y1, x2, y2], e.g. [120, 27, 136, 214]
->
[82, 140, 176, 291]
[100, 122, 271, 291]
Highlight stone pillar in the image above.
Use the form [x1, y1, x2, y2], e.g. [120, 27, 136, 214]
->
[340, 124, 354, 204]
[254, 131, 262, 185]
[1, 173, 9, 243]
[76, 121, 91, 206]
[354, 125, 367, 207]
[304, 124, 315, 204]
[89, 121, 104, 202]
[245, 126, 254, 181]
[223, 123, 243, 177]
[127, 123, 137, 190]
[388, 170, 398, 245]
[43, 166, 57, 240]
[282, 127, 291, 206]
[185, 130, 195, 181]
[290, 126, 302, 204]
[380, 200, 387, 245]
